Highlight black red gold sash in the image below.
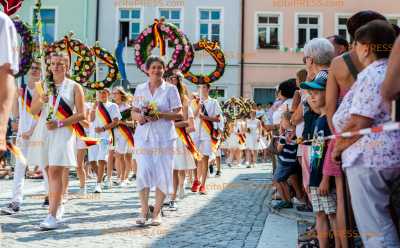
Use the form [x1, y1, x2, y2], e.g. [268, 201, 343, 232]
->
[97, 102, 116, 145]
[238, 133, 246, 145]
[53, 97, 99, 146]
[119, 108, 134, 147]
[6, 142, 26, 165]
[176, 127, 202, 161]
[200, 104, 220, 152]
[20, 83, 40, 119]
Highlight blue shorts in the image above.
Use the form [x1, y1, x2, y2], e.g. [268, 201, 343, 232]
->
[273, 162, 298, 182]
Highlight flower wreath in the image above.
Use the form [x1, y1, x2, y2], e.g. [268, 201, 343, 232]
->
[183, 39, 226, 85]
[45, 35, 95, 84]
[79, 44, 120, 90]
[13, 18, 34, 78]
[223, 97, 247, 121]
[134, 19, 190, 75]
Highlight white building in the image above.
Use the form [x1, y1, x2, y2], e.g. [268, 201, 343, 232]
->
[97, 0, 242, 100]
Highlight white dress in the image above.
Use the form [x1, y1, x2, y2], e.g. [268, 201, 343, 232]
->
[173, 106, 196, 170]
[48, 79, 78, 167]
[28, 78, 78, 168]
[133, 81, 182, 195]
[227, 120, 245, 150]
[245, 118, 261, 150]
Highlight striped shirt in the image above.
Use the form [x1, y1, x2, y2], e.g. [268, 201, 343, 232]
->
[278, 137, 298, 166]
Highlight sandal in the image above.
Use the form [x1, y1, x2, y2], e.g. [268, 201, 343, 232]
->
[150, 216, 162, 226]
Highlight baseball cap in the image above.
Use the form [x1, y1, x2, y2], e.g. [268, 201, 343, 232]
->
[300, 70, 328, 90]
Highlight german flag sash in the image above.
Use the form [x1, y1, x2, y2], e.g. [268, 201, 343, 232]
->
[52, 97, 99, 146]
[237, 133, 246, 145]
[20, 82, 40, 119]
[97, 102, 116, 145]
[200, 104, 221, 152]
[118, 108, 134, 147]
[176, 127, 202, 161]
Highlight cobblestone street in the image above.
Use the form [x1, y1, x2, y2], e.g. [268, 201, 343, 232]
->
[0, 164, 272, 248]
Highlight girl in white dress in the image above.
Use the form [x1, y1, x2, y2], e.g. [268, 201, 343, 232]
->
[245, 110, 262, 168]
[131, 56, 183, 226]
[112, 86, 132, 186]
[227, 119, 245, 166]
[30, 52, 86, 230]
[167, 72, 196, 209]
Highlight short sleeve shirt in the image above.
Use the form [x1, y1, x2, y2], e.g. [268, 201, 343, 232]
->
[0, 12, 19, 74]
[133, 81, 182, 142]
[333, 59, 400, 169]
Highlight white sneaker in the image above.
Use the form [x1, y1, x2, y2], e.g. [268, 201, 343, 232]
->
[94, 184, 102, 193]
[39, 215, 59, 230]
[104, 180, 112, 189]
[56, 204, 65, 222]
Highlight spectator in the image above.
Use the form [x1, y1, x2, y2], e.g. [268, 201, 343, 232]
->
[327, 35, 349, 57]
[326, 10, 388, 248]
[382, 35, 400, 102]
[0, 12, 18, 152]
[332, 20, 400, 248]
[272, 112, 303, 209]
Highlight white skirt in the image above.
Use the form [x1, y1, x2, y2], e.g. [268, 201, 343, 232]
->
[227, 134, 245, 150]
[173, 137, 196, 170]
[135, 137, 176, 195]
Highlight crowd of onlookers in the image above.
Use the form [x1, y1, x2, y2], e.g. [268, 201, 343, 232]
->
[263, 10, 400, 248]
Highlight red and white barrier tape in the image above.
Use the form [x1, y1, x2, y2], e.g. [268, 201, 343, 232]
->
[273, 122, 400, 144]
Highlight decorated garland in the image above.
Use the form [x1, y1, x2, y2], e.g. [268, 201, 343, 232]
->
[45, 34, 95, 85]
[134, 18, 191, 75]
[178, 32, 194, 74]
[222, 97, 247, 121]
[78, 43, 120, 90]
[184, 39, 226, 85]
[13, 18, 34, 78]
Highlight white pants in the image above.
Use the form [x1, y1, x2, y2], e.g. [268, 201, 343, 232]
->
[346, 165, 400, 248]
[11, 140, 49, 204]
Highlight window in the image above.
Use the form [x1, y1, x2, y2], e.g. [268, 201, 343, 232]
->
[33, 9, 56, 43]
[119, 9, 141, 45]
[159, 8, 182, 29]
[296, 15, 321, 49]
[336, 16, 350, 42]
[209, 88, 225, 99]
[253, 88, 276, 105]
[199, 9, 222, 43]
[257, 14, 281, 49]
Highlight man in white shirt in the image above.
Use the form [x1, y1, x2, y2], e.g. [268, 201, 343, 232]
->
[89, 89, 121, 193]
[192, 84, 221, 194]
[0, 11, 18, 151]
[2, 61, 43, 215]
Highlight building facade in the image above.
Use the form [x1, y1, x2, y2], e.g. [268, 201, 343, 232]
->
[17, 0, 97, 45]
[98, 0, 242, 100]
[243, 0, 400, 104]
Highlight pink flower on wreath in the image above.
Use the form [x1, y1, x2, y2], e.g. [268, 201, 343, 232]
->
[134, 44, 141, 50]
[141, 64, 146, 70]
[176, 44, 183, 50]
[135, 51, 140, 56]
[174, 39, 179, 44]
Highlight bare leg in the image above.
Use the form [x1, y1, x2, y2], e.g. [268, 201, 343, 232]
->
[172, 170, 179, 201]
[107, 150, 114, 181]
[62, 168, 69, 198]
[216, 156, 221, 172]
[114, 153, 123, 182]
[48, 166, 65, 217]
[200, 155, 209, 186]
[316, 212, 330, 248]
[138, 187, 150, 218]
[97, 160, 106, 183]
[153, 188, 166, 219]
[335, 175, 348, 248]
[77, 149, 86, 189]
[328, 214, 341, 248]
[178, 170, 186, 193]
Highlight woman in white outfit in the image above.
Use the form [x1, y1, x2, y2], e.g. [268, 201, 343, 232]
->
[112, 86, 132, 186]
[227, 119, 245, 166]
[132, 56, 183, 226]
[167, 71, 196, 210]
[31, 52, 86, 230]
[245, 110, 262, 168]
